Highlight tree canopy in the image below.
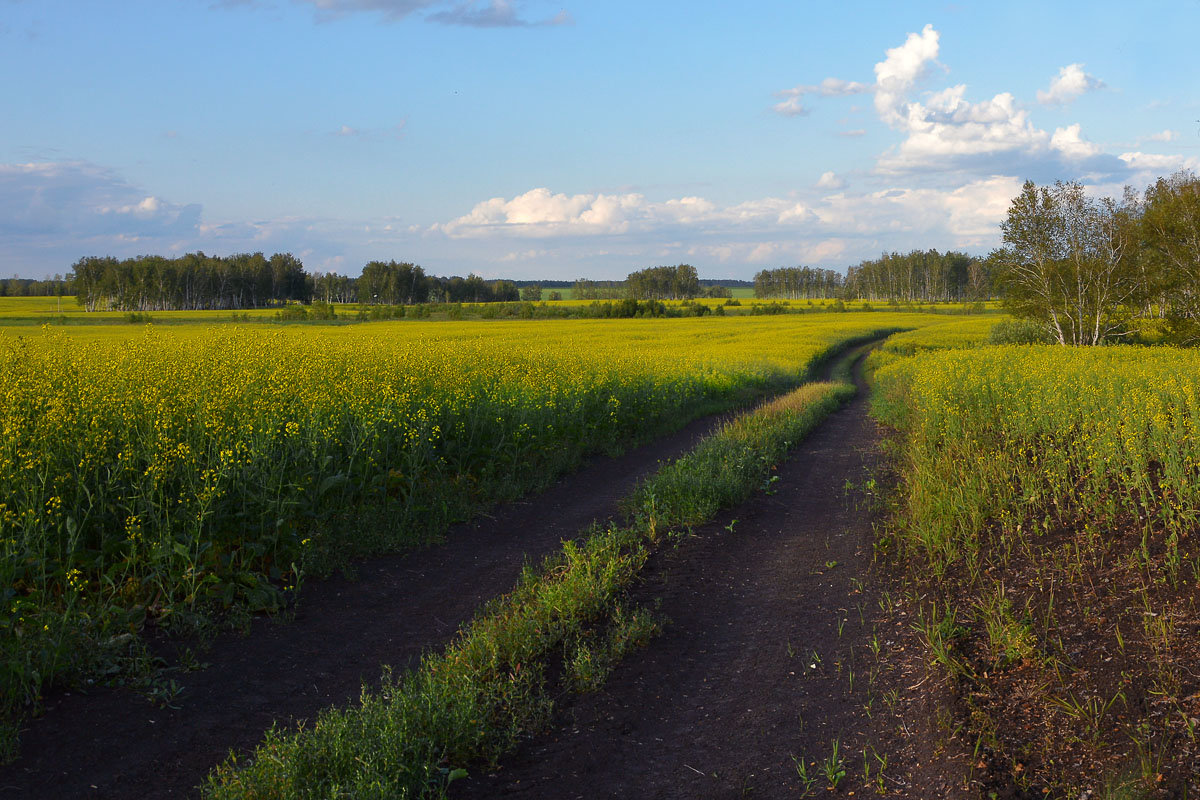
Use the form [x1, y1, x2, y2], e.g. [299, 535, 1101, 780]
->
[990, 172, 1199, 345]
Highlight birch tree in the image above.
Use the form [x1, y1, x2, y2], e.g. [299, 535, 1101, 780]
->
[993, 180, 1140, 345]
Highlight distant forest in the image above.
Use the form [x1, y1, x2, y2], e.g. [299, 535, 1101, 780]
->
[753, 251, 989, 302]
[13, 250, 988, 310]
[50, 257, 761, 311]
[0, 276, 72, 298]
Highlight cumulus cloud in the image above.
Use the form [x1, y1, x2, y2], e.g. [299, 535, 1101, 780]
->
[1036, 63, 1105, 106]
[816, 171, 846, 190]
[1118, 151, 1200, 174]
[292, 0, 570, 26]
[872, 23, 941, 125]
[1049, 123, 1101, 160]
[813, 175, 1022, 245]
[773, 27, 1148, 183]
[773, 95, 808, 117]
[435, 187, 820, 238]
[1146, 129, 1179, 143]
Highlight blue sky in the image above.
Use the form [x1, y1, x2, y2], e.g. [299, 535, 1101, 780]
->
[2, 0, 1197, 280]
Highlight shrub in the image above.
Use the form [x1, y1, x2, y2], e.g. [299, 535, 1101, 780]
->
[988, 318, 1055, 345]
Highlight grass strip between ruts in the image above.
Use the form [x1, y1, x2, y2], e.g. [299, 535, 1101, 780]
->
[203, 378, 855, 800]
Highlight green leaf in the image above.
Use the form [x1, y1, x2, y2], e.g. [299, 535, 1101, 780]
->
[317, 473, 348, 497]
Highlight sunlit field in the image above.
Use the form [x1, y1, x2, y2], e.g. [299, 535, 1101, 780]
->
[1, 309, 953, 730]
[872, 343, 1200, 791]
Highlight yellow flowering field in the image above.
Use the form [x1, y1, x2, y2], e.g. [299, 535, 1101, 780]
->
[872, 345, 1200, 566]
[1, 311, 945, 723]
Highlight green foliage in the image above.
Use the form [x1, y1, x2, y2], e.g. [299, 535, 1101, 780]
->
[1141, 170, 1200, 344]
[71, 252, 309, 312]
[624, 264, 700, 300]
[753, 266, 842, 300]
[988, 172, 1200, 345]
[988, 318, 1055, 345]
[843, 249, 986, 303]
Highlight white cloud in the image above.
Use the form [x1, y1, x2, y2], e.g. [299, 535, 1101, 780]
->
[430, 176, 1020, 271]
[816, 171, 846, 190]
[774, 27, 1153, 183]
[773, 77, 872, 117]
[1118, 151, 1199, 173]
[436, 187, 820, 238]
[814, 175, 1021, 245]
[876, 88, 1050, 173]
[773, 95, 808, 117]
[498, 248, 550, 262]
[873, 23, 940, 125]
[689, 238, 848, 266]
[775, 72, 875, 117]
[1036, 63, 1105, 106]
[1147, 129, 1179, 143]
[1050, 123, 1101, 160]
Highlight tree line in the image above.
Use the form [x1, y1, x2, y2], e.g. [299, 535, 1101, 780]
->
[992, 169, 1200, 345]
[844, 250, 988, 302]
[71, 253, 309, 312]
[752, 266, 843, 299]
[752, 252, 991, 303]
[65, 255, 532, 312]
[347, 261, 521, 305]
[0, 276, 72, 298]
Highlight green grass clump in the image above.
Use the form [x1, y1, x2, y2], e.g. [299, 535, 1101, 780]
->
[627, 382, 853, 528]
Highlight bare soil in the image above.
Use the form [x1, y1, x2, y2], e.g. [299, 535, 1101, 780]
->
[450, 355, 972, 799]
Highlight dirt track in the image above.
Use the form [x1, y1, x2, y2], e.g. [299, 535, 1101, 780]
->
[450, 351, 969, 800]
[2, 347, 969, 800]
[0, 411, 735, 799]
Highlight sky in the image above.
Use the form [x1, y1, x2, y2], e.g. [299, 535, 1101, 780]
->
[2, 0, 1198, 280]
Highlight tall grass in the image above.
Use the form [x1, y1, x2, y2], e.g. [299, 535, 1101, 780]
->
[872, 342, 1200, 793]
[872, 345, 1200, 570]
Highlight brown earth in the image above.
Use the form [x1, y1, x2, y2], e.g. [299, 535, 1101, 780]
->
[450, 354, 972, 800]
[0, 410, 739, 799]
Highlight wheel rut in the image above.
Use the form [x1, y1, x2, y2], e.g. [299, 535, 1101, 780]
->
[452, 353, 898, 800]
